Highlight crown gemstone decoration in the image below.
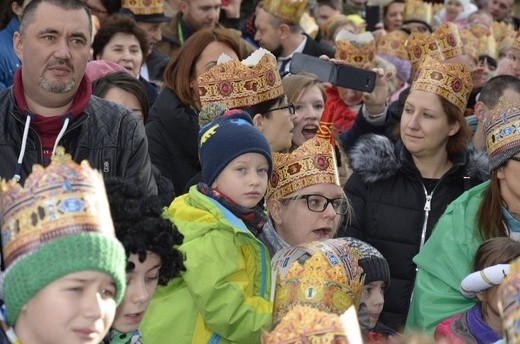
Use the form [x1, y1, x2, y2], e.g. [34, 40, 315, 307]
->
[198, 48, 283, 109]
[271, 240, 364, 324]
[405, 31, 444, 72]
[433, 22, 464, 60]
[121, 0, 166, 15]
[484, 99, 520, 162]
[411, 55, 472, 115]
[335, 30, 376, 68]
[376, 30, 410, 61]
[0, 147, 114, 270]
[263, 0, 308, 25]
[266, 137, 338, 201]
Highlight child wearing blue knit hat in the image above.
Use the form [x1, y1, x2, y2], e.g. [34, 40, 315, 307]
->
[140, 108, 274, 343]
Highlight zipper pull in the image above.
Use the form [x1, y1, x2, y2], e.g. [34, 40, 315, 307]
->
[424, 194, 432, 211]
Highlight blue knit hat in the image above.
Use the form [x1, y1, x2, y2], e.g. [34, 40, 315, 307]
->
[198, 109, 273, 186]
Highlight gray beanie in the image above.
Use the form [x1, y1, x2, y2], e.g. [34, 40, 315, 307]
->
[342, 237, 390, 286]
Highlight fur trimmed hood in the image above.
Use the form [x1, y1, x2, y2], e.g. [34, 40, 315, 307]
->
[349, 134, 490, 184]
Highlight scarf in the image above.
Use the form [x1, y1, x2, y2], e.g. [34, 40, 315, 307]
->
[466, 304, 500, 344]
[197, 182, 267, 237]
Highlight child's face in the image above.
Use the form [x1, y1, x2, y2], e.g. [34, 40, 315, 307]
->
[212, 153, 269, 208]
[112, 252, 162, 334]
[478, 285, 502, 333]
[16, 270, 117, 344]
[445, 0, 463, 17]
[361, 280, 386, 329]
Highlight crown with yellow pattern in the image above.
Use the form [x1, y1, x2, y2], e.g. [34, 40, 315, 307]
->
[271, 240, 364, 324]
[411, 55, 472, 115]
[478, 34, 498, 59]
[266, 136, 338, 201]
[459, 29, 478, 62]
[263, 0, 308, 25]
[498, 257, 520, 344]
[403, 0, 433, 26]
[469, 23, 491, 38]
[121, 0, 171, 23]
[405, 31, 444, 72]
[492, 21, 516, 45]
[376, 30, 409, 61]
[335, 30, 376, 68]
[432, 22, 464, 60]
[198, 48, 283, 109]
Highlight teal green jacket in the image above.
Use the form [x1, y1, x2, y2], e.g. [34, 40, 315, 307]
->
[405, 181, 490, 334]
[140, 186, 273, 343]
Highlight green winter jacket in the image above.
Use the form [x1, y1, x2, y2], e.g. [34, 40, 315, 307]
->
[140, 186, 273, 343]
[405, 181, 489, 334]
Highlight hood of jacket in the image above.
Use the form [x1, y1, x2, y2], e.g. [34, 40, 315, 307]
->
[349, 134, 490, 184]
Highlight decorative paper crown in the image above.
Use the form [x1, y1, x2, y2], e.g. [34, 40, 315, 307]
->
[300, 11, 318, 39]
[513, 35, 520, 52]
[459, 29, 478, 62]
[469, 23, 491, 38]
[261, 305, 347, 344]
[412, 55, 472, 115]
[403, 0, 433, 25]
[121, 0, 170, 22]
[270, 240, 364, 324]
[376, 30, 409, 61]
[266, 136, 338, 201]
[405, 31, 444, 72]
[484, 98, 520, 170]
[335, 30, 375, 68]
[263, 0, 308, 25]
[478, 34, 498, 59]
[198, 49, 283, 109]
[432, 22, 464, 60]
[492, 21, 516, 45]
[498, 257, 520, 344]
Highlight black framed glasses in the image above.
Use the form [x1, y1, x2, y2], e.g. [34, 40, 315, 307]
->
[283, 194, 349, 215]
[266, 103, 296, 115]
[510, 156, 520, 163]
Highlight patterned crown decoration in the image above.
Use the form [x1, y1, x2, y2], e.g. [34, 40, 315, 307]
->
[498, 29, 518, 56]
[403, 0, 433, 25]
[335, 30, 376, 68]
[0, 148, 114, 270]
[376, 30, 410, 61]
[412, 55, 472, 115]
[432, 22, 464, 60]
[266, 136, 338, 201]
[405, 31, 444, 72]
[263, 0, 308, 25]
[459, 29, 478, 62]
[270, 240, 364, 324]
[492, 21, 516, 45]
[198, 48, 283, 109]
[484, 98, 520, 170]
[498, 257, 520, 344]
[121, 0, 165, 15]
[478, 34, 498, 59]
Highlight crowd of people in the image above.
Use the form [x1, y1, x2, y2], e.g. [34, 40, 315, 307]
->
[1, 0, 520, 342]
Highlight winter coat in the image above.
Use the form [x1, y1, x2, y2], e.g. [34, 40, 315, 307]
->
[0, 17, 19, 91]
[0, 88, 157, 195]
[146, 87, 201, 195]
[406, 181, 504, 334]
[339, 134, 489, 331]
[140, 186, 273, 344]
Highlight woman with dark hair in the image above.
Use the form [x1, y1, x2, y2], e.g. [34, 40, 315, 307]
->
[84, 0, 120, 23]
[145, 28, 241, 195]
[408, 99, 520, 334]
[103, 178, 185, 344]
[339, 56, 489, 331]
[92, 14, 157, 105]
[382, 0, 405, 32]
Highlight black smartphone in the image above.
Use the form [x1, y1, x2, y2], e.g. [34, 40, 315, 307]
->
[365, 5, 381, 32]
[289, 53, 376, 93]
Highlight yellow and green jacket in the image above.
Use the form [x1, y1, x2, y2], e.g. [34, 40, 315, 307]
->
[140, 186, 273, 343]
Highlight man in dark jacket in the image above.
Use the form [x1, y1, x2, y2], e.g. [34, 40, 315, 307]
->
[0, 0, 157, 196]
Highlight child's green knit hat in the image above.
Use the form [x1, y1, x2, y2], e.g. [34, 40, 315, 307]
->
[0, 148, 126, 326]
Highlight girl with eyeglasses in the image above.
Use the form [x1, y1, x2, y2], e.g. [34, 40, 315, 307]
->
[259, 135, 351, 257]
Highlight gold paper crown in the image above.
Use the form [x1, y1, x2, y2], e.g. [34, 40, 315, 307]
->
[0, 148, 114, 269]
[469, 23, 491, 38]
[405, 31, 443, 72]
[335, 31, 376, 68]
[266, 137, 337, 201]
[478, 34, 498, 59]
[121, 0, 165, 16]
[262, 305, 347, 344]
[492, 21, 515, 45]
[263, 0, 308, 25]
[271, 240, 364, 324]
[498, 257, 520, 344]
[403, 0, 433, 25]
[412, 55, 472, 115]
[376, 30, 409, 61]
[198, 49, 283, 109]
[300, 11, 319, 39]
[459, 29, 478, 62]
[433, 22, 464, 60]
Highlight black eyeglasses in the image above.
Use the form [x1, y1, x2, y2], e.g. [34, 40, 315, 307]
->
[266, 103, 296, 115]
[510, 156, 520, 163]
[283, 194, 349, 215]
